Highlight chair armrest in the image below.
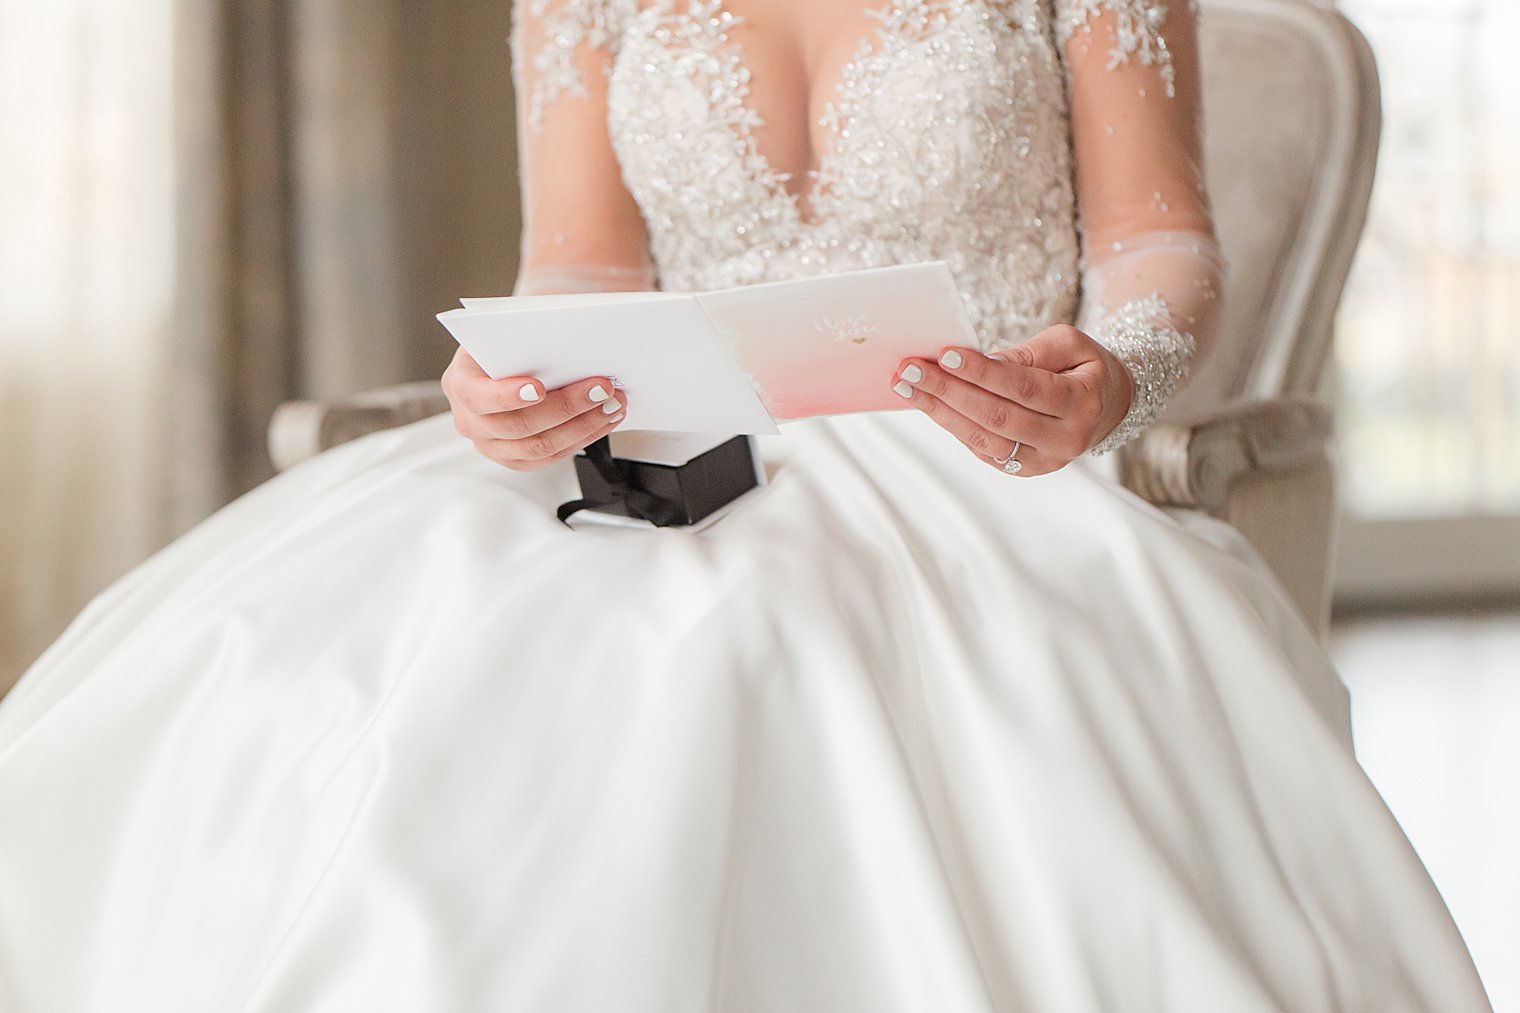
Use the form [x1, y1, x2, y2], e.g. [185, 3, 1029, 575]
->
[268, 381, 451, 473]
[1119, 397, 1333, 514]
[1119, 398, 1337, 637]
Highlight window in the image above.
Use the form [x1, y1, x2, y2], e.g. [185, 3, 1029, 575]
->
[0, 0, 175, 682]
[1336, 0, 1519, 518]
[1334, 0, 1520, 600]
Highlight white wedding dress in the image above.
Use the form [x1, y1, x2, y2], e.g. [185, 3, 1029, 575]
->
[0, 1, 1492, 1011]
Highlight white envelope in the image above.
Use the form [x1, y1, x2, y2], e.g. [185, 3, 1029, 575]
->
[436, 262, 978, 435]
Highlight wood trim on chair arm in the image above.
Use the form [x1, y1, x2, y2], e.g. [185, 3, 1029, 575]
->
[268, 381, 452, 473]
[1118, 397, 1334, 516]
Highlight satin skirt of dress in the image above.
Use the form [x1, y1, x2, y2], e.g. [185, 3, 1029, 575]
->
[0, 409, 1491, 1012]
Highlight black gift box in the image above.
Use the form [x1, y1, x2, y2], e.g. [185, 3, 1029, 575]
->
[560, 434, 761, 528]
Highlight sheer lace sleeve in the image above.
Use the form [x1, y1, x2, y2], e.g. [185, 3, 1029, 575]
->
[511, 0, 655, 296]
[1056, 0, 1226, 455]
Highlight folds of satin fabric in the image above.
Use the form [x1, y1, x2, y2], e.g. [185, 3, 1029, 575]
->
[0, 411, 1490, 1012]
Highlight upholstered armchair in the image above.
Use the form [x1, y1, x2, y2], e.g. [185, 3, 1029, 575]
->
[1120, 0, 1380, 637]
[269, 0, 1380, 640]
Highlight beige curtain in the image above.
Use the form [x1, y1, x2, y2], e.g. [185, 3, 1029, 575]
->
[0, 0, 522, 693]
[0, 0, 176, 693]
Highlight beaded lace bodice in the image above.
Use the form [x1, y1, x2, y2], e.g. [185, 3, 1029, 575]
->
[603, 0, 1082, 343]
[511, 0, 1224, 453]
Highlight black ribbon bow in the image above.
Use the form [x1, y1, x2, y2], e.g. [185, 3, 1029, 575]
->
[557, 437, 685, 528]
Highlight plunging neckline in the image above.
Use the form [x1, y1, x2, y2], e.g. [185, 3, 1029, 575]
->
[718, 1, 887, 222]
[627, 0, 970, 227]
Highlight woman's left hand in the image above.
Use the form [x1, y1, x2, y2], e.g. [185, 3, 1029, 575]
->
[891, 323, 1134, 477]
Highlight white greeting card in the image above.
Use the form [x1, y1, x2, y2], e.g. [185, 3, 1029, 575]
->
[436, 261, 978, 435]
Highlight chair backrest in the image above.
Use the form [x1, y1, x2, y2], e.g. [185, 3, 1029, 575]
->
[1164, 0, 1381, 423]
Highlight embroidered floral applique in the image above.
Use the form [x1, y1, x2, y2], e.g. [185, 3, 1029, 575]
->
[1054, 0, 1188, 97]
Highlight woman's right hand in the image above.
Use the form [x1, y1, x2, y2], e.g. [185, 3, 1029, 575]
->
[442, 347, 628, 472]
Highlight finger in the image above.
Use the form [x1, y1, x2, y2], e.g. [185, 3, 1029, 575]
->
[1001, 324, 1096, 373]
[935, 344, 1080, 417]
[893, 361, 1065, 446]
[468, 376, 620, 441]
[903, 383, 1039, 464]
[480, 434, 599, 473]
[446, 351, 549, 416]
[452, 372, 547, 416]
[481, 397, 628, 468]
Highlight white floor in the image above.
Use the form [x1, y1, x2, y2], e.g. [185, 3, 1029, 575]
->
[1332, 610, 1520, 1013]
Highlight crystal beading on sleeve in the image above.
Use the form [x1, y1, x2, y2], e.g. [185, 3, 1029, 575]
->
[1083, 300, 1194, 456]
[1075, 231, 1223, 456]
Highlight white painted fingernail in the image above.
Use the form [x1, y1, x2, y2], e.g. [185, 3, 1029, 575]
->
[939, 350, 964, 369]
[901, 364, 924, 384]
[602, 398, 623, 415]
[519, 384, 541, 402]
[893, 380, 915, 399]
[607, 413, 625, 425]
[588, 385, 610, 403]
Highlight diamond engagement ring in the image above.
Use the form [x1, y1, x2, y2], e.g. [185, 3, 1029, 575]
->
[999, 441, 1023, 476]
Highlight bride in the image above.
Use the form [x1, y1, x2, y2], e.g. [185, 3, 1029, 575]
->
[0, 0, 1491, 1010]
